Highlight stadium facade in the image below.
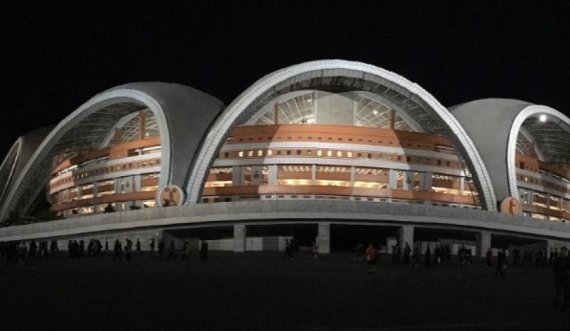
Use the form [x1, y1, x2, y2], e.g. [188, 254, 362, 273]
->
[1, 59, 569, 255]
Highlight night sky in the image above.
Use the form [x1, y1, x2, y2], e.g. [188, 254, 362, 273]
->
[2, 1, 570, 157]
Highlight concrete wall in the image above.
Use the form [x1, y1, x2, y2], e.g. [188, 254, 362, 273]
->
[1, 200, 570, 243]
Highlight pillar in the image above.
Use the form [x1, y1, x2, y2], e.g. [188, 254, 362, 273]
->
[399, 225, 414, 247]
[311, 164, 317, 184]
[268, 165, 278, 185]
[476, 231, 491, 258]
[388, 169, 397, 189]
[232, 166, 242, 185]
[422, 172, 433, 191]
[318, 222, 330, 254]
[233, 224, 246, 253]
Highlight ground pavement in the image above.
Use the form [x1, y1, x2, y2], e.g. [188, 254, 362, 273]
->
[0, 251, 568, 330]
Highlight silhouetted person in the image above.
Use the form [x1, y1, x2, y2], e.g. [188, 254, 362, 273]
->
[113, 239, 122, 260]
[167, 240, 175, 259]
[403, 242, 411, 264]
[486, 248, 494, 267]
[149, 238, 155, 255]
[495, 249, 507, 277]
[136, 239, 141, 255]
[158, 240, 164, 256]
[200, 240, 208, 261]
[366, 243, 377, 273]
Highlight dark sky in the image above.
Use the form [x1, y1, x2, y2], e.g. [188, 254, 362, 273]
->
[2, 1, 570, 157]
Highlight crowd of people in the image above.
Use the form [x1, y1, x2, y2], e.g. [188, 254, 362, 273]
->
[1, 237, 570, 311]
[0, 238, 213, 265]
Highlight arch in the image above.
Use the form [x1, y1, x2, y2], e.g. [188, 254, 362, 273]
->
[186, 60, 497, 210]
[507, 105, 570, 199]
[0, 83, 224, 221]
[0, 138, 21, 207]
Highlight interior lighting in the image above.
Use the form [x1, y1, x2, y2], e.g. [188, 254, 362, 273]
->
[372, 110, 379, 115]
[539, 114, 547, 122]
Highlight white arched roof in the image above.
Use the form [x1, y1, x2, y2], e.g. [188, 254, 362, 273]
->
[451, 99, 570, 203]
[186, 59, 497, 210]
[0, 83, 224, 221]
[507, 105, 570, 199]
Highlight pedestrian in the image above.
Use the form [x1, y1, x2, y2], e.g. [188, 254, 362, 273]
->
[136, 238, 141, 256]
[312, 240, 319, 260]
[103, 240, 110, 255]
[149, 238, 155, 255]
[282, 239, 290, 260]
[113, 239, 122, 261]
[366, 243, 378, 273]
[181, 240, 189, 262]
[553, 246, 569, 310]
[158, 240, 164, 256]
[124, 239, 133, 261]
[495, 249, 507, 277]
[486, 247, 494, 267]
[403, 242, 411, 265]
[200, 240, 208, 261]
[168, 240, 175, 259]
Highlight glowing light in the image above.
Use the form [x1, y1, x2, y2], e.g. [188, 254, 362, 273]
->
[372, 110, 379, 115]
[539, 114, 547, 122]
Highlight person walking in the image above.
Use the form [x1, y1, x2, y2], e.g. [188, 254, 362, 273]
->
[200, 240, 208, 261]
[495, 249, 507, 277]
[312, 240, 319, 260]
[366, 243, 378, 274]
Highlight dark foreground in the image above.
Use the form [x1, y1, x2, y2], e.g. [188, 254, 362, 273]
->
[0, 252, 569, 330]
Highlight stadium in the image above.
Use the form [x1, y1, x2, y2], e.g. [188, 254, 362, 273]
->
[1, 59, 569, 256]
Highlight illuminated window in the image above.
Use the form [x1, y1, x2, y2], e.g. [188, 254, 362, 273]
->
[337, 151, 342, 157]
[317, 150, 322, 156]
[238, 151, 244, 157]
[257, 150, 263, 157]
[347, 152, 353, 157]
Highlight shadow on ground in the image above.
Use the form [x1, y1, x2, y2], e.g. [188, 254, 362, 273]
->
[0, 252, 568, 330]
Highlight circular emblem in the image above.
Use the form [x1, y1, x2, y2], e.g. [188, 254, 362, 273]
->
[500, 197, 521, 215]
[158, 185, 184, 207]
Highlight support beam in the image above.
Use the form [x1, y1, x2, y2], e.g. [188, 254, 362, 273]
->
[399, 225, 414, 247]
[139, 111, 146, 140]
[476, 231, 491, 258]
[273, 103, 279, 125]
[233, 224, 246, 253]
[318, 222, 330, 254]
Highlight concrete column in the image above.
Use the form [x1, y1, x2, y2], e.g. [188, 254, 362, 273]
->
[402, 171, 413, 190]
[92, 181, 99, 196]
[476, 231, 491, 258]
[232, 166, 242, 185]
[311, 164, 317, 184]
[459, 176, 465, 195]
[422, 172, 433, 191]
[318, 222, 331, 254]
[233, 224, 246, 253]
[268, 165, 278, 185]
[350, 166, 355, 187]
[133, 175, 142, 192]
[388, 169, 397, 189]
[399, 225, 414, 247]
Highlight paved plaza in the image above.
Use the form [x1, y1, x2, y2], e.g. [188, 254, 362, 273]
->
[0, 251, 569, 330]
